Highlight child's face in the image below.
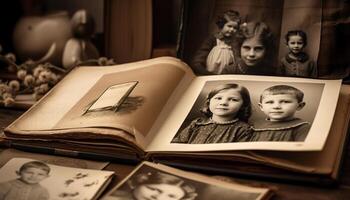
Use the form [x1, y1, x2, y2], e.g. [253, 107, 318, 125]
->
[259, 94, 305, 121]
[240, 37, 266, 66]
[209, 88, 243, 120]
[17, 167, 49, 184]
[287, 35, 305, 54]
[133, 183, 185, 200]
[221, 21, 239, 37]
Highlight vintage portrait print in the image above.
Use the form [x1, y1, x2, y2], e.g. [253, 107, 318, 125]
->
[178, 0, 321, 78]
[172, 79, 324, 144]
[102, 161, 270, 200]
[147, 75, 340, 152]
[0, 158, 114, 200]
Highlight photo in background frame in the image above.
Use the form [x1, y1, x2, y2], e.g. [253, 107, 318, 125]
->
[178, 0, 321, 78]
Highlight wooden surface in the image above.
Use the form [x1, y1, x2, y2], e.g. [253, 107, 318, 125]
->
[1, 107, 350, 199]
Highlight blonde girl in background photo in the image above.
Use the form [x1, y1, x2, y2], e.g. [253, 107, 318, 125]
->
[191, 10, 242, 75]
[172, 83, 253, 144]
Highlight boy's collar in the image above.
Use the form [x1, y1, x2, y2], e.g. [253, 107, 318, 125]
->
[253, 117, 310, 130]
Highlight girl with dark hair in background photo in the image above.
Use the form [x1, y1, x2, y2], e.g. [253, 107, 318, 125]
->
[231, 21, 276, 75]
[279, 30, 317, 78]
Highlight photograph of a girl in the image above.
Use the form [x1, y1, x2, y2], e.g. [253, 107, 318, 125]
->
[107, 166, 197, 200]
[191, 10, 242, 75]
[104, 162, 270, 200]
[172, 83, 253, 144]
[180, 0, 322, 78]
[171, 79, 326, 145]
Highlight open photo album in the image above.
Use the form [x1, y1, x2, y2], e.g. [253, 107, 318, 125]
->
[1, 57, 349, 185]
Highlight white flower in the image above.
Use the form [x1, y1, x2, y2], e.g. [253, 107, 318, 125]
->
[38, 70, 51, 83]
[17, 69, 27, 80]
[9, 80, 20, 92]
[2, 92, 12, 99]
[33, 65, 45, 77]
[0, 83, 10, 95]
[23, 75, 35, 87]
[3, 97, 15, 107]
[5, 53, 16, 62]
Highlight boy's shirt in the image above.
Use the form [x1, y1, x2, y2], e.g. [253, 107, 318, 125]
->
[280, 52, 317, 78]
[251, 118, 310, 142]
[0, 179, 49, 200]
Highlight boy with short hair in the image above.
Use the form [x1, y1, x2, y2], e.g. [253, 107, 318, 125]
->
[251, 85, 310, 142]
[0, 161, 50, 200]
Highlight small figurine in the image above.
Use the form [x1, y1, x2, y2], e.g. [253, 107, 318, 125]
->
[62, 9, 99, 69]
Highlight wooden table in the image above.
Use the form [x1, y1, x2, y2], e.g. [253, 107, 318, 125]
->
[1, 107, 350, 200]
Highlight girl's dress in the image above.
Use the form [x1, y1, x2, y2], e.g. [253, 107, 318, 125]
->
[191, 34, 241, 75]
[206, 39, 236, 74]
[172, 117, 252, 144]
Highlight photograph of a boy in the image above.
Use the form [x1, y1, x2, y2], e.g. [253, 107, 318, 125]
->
[171, 83, 253, 144]
[252, 85, 311, 142]
[279, 30, 317, 78]
[0, 161, 50, 200]
[191, 10, 242, 75]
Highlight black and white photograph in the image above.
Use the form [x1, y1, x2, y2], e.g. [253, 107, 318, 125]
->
[0, 158, 114, 200]
[148, 75, 340, 151]
[171, 80, 324, 144]
[102, 161, 271, 200]
[178, 0, 321, 78]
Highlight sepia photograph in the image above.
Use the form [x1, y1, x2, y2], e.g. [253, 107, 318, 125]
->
[178, 0, 321, 78]
[0, 158, 114, 200]
[102, 161, 271, 200]
[172, 79, 324, 144]
[143, 75, 341, 152]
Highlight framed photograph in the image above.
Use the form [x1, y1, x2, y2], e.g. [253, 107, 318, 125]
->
[178, 0, 322, 78]
[84, 81, 138, 114]
[102, 161, 271, 200]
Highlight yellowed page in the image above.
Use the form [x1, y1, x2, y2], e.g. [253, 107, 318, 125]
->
[6, 57, 195, 149]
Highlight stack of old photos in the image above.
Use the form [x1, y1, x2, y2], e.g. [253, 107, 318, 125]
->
[0, 156, 273, 200]
[1, 0, 350, 186]
[102, 161, 273, 200]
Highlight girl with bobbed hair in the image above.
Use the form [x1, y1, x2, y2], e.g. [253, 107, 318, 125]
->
[172, 83, 253, 144]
